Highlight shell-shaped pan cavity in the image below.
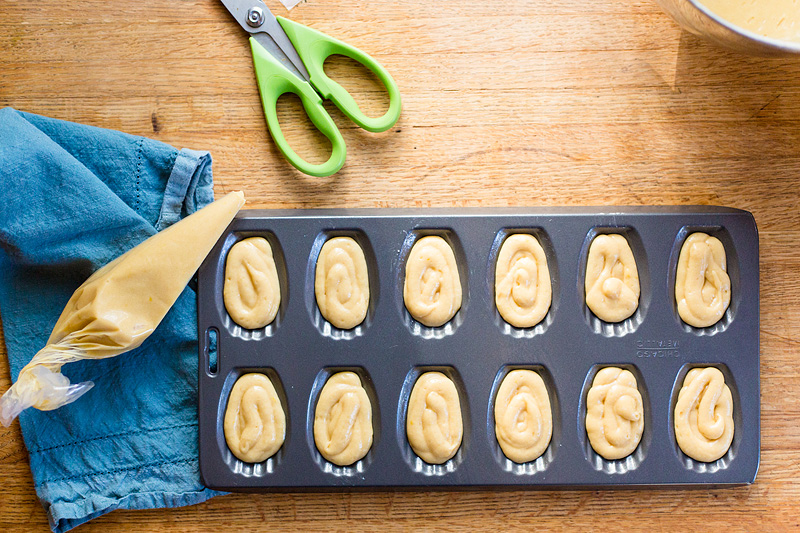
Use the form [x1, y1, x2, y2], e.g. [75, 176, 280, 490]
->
[396, 366, 470, 475]
[216, 231, 289, 341]
[395, 229, 469, 339]
[668, 363, 742, 474]
[486, 365, 561, 475]
[306, 367, 381, 476]
[216, 367, 289, 477]
[577, 364, 652, 474]
[305, 230, 380, 340]
[667, 226, 740, 337]
[487, 228, 559, 339]
[578, 226, 650, 338]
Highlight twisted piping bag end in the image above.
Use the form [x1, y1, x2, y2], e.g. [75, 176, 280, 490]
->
[0, 366, 94, 426]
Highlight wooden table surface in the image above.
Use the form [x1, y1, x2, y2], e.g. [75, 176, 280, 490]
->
[2, 0, 800, 530]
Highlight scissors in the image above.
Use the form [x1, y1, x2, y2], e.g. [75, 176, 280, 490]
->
[221, 0, 402, 177]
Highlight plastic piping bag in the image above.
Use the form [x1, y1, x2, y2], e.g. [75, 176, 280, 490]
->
[0, 191, 245, 426]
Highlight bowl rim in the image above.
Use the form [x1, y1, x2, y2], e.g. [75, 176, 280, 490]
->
[687, 0, 800, 55]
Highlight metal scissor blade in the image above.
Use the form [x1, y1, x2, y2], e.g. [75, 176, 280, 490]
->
[220, 0, 310, 82]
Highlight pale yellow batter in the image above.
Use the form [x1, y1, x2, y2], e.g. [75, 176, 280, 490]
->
[404, 236, 462, 327]
[494, 369, 552, 463]
[313, 372, 373, 466]
[224, 373, 286, 463]
[406, 372, 463, 464]
[585, 234, 640, 323]
[675, 233, 731, 328]
[314, 237, 370, 330]
[700, 0, 800, 43]
[674, 367, 734, 463]
[224, 237, 280, 330]
[585, 367, 644, 460]
[495, 234, 552, 328]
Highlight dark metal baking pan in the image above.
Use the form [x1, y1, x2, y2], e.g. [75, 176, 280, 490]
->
[197, 206, 759, 490]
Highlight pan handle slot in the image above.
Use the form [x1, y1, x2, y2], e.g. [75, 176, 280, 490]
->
[206, 328, 219, 376]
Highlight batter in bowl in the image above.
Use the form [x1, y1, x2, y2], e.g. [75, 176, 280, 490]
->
[406, 371, 463, 464]
[674, 367, 734, 462]
[495, 234, 552, 328]
[223, 237, 281, 329]
[315, 236, 370, 330]
[585, 234, 640, 323]
[313, 371, 373, 466]
[700, 0, 800, 43]
[494, 369, 552, 463]
[224, 373, 286, 463]
[675, 232, 731, 328]
[585, 367, 644, 460]
[404, 235, 463, 327]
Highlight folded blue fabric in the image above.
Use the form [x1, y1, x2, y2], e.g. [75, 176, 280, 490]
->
[0, 108, 223, 532]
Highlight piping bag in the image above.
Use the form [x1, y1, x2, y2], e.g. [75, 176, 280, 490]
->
[0, 190, 246, 426]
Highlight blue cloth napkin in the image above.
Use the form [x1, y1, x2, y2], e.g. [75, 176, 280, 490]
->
[0, 107, 223, 532]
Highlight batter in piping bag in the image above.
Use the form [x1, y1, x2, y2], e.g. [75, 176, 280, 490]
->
[0, 191, 245, 425]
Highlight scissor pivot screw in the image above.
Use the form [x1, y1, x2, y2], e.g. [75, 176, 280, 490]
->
[246, 7, 265, 28]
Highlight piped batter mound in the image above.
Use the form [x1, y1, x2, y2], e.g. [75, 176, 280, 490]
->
[494, 234, 552, 328]
[313, 371, 373, 466]
[494, 369, 552, 463]
[224, 373, 286, 463]
[585, 367, 644, 460]
[223, 237, 281, 329]
[403, 236, 463, 327]
[585, 234, 640, 323]
[675, 232, 731, 328]
[314, 236, 370, 330]
[674, 367, 734, 463]
[406, 372, 463, 464]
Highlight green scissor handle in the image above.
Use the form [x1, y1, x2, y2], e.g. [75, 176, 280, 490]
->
[277, 16, 402, 134]
[250, 37, 346, 177]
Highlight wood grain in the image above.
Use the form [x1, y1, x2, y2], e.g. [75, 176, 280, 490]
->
[2, 0, 800, 530]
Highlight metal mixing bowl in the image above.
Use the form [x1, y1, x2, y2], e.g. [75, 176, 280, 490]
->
[655, 0, 800, 57]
